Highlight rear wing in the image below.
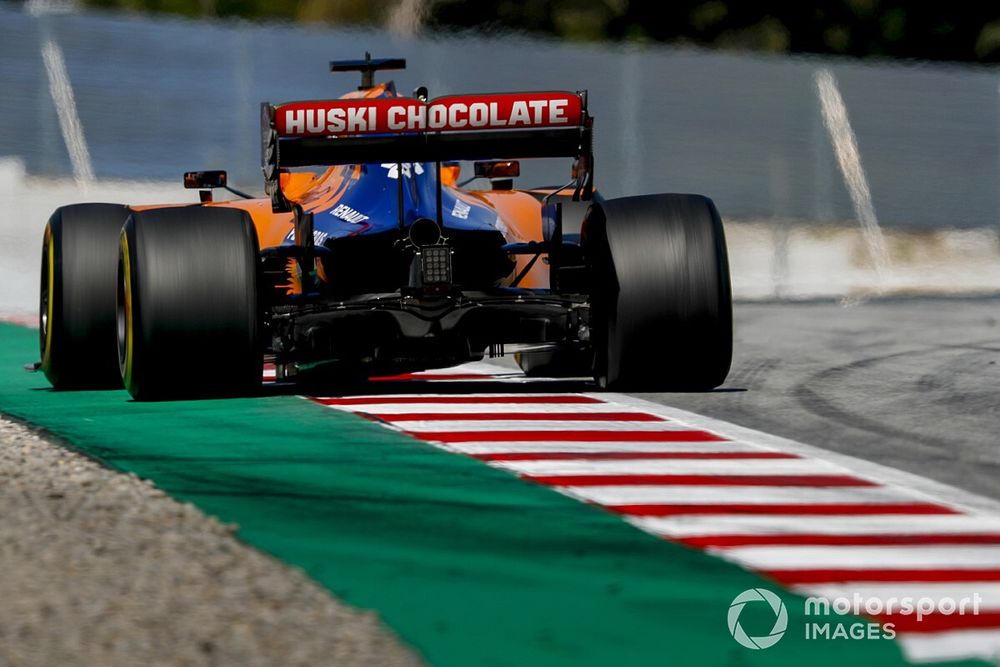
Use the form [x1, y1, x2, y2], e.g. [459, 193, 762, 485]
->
[261, 91, 592, 212]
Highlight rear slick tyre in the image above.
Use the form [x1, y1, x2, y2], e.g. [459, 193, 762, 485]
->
[40, 203, 132, 389]
[118, 206, 262, 400]
[586, 194, 732, 391]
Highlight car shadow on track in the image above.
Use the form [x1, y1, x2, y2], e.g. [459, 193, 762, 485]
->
[262, 378, 600, 398]
[260, 377, 746, 399]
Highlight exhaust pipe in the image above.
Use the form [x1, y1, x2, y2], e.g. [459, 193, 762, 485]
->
[408, 217, 441, 247]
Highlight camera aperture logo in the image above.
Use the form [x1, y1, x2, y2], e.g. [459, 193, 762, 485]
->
[728, 588, 983, 649]
[727, 588, 788, 649]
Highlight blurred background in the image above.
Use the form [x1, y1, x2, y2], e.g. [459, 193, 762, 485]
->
[1, 0, 998, 317]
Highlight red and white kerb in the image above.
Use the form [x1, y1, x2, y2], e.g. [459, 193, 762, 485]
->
[305, 362, 1000, 664]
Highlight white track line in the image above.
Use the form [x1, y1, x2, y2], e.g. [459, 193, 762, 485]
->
[312, 392, 599, 401]
[716, 545, 1000, 570]
[563, 485, 921, 506]
[630, 515, 1000, 538]
[41, 37, 94, 193]
[815, 68, 890, 285]
[351, 403, 651, 414]
[423, 362, 548, 376]
[897, 630, 1000, 663]
[439, 440, 766, 454]
[487, 457, 847, 476]
[388, 420, 700, 432]
[403, 376, 571, 383]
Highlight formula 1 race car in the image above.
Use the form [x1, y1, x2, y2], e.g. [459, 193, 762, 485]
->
[40, 55, 732, 400]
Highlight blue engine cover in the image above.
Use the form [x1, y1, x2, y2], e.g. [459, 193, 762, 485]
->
[289, 161, 501, 246]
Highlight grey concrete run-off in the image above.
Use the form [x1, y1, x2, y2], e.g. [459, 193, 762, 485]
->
[0, 417, 424, 667]
[638, 297, 1000, 501]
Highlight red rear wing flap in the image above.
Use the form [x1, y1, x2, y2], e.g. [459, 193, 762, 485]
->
[263, 91, 589, 167]
[274, 92, 584, 137]
[261, 90, 591, 212]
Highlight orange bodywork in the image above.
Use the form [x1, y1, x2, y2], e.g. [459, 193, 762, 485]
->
[211, 186, 547, 289]
[132, 82, 579, 291]
[131, 182, 550, 288]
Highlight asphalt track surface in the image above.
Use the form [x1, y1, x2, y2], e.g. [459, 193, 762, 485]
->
[642, 296, 1000, 502]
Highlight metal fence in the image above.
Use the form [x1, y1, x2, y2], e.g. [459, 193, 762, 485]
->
[1, 4, 997, 228]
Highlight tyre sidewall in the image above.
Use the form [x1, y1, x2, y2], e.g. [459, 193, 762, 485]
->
[585, 194, 733, 391]
[121, 206, 261, 400]
[41, 203, 131, 389]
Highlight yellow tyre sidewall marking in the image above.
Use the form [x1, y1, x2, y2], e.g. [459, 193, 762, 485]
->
[42, 224, 55, 367]
[119, 230, 134, 389]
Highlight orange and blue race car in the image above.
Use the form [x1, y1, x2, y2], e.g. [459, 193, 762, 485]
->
[39, 55, 732, 400]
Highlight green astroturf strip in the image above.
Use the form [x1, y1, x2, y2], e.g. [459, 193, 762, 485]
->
[0, 323, 979, 667]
